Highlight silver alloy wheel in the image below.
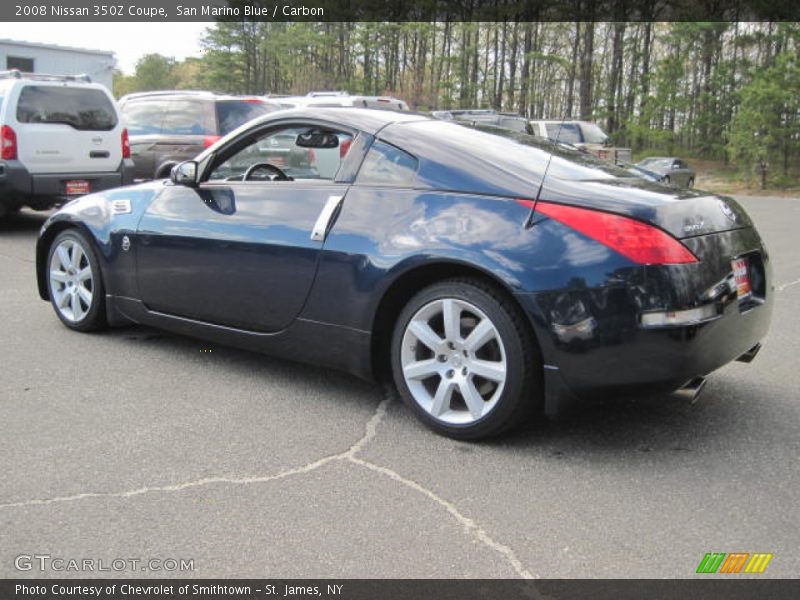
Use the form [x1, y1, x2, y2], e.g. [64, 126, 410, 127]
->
[400, 298, 507, 425]
[49, 238, 94, 323]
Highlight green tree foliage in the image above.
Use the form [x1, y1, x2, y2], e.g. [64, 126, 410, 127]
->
[112, 21, 800, 183]
[729, 51, 800, 184]
[113, 53, 180, 96]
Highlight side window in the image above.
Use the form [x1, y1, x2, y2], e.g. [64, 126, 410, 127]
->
[546, 123, 582, 145]
[207, 126, 353, 182]
[160, 99, 214, 136]
[120, 98, 171, 135]
[356, 141, 418, 186]
[7, 56, 34, 71]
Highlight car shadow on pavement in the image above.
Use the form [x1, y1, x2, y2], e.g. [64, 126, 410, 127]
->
[0, 209, 53, 233]
[106, 321, 788, 464]
[103, 323, 382, 411]
[490, 372, 790, 464]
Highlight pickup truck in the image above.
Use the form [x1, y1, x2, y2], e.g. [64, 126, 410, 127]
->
[528, 120, 631, 165]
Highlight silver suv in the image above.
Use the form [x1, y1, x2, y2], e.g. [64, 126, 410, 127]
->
[0, 70, 134, 216]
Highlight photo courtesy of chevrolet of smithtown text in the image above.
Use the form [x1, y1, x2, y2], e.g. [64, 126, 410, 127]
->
[1, 0, 799, 599]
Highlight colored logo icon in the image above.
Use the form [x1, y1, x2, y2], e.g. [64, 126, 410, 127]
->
[696, 552, 773, 574]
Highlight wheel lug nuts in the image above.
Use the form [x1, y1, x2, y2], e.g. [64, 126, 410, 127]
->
[447, 341, 455, 350]
[462, 367, 467, 375]
[437, 354, 446, 362]
[446, 369, 454, 378]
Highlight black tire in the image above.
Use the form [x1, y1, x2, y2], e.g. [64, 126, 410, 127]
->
[46, 229, 107, 332]
[390, 278, 541, 440]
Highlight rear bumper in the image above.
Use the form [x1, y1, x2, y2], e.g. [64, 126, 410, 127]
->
[0, 159, 135, 204]
[516, 226, 774, 409]
[538, 296, 773, 395]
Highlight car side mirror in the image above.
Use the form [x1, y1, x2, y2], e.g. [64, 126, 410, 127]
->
[171, 161, 198, 187]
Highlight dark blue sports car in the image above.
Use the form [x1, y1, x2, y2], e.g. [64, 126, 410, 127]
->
[36, 108, 773, 439]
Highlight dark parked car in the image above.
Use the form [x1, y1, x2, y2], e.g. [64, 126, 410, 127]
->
[635, 156, 696, 188]
[35, 109, 772, 440]
[118, 91, 282, 180]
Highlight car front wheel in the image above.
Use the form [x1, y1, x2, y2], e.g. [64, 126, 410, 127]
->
[46, 229, 107, 331]
[391, 278, 541, 440]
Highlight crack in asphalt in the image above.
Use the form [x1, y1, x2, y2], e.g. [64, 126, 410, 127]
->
[0, 401, 390, 511]
[777, 277, 800, 292]
[349, 455, 536, 579]
[0, 396, 536, 579]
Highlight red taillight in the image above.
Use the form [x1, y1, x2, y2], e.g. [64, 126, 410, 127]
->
[2, 125, 17, 160]
[518, 199, 697, 265]
[203, 135, 221, 148]
[339, 138, 352, 158]
[120, 128, 131, 159]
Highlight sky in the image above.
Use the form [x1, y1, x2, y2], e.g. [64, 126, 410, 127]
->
[6, 22, 211, 74]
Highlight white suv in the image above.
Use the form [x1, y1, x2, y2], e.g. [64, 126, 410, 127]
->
[0, 70, 134, 216]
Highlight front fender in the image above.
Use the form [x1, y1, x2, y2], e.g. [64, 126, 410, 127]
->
[36, 181, 167, 300]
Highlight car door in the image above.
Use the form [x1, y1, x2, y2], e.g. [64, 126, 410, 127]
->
[134, 123, 354, 333]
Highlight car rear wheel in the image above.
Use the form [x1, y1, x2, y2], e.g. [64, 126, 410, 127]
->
[687, 177, 695, 188]
[391, 278, 540, 440]
[46, 230, 107, 332]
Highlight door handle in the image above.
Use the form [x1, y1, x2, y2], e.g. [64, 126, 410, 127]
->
[310, 195, 344, 242]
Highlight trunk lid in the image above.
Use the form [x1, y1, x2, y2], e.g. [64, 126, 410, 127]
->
[538, 175, 752, 240]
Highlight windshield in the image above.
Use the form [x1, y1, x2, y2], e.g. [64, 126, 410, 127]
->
[580, 123, 609, 144]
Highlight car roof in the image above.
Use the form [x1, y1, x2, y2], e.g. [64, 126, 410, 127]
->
[119, 90, 264, 103]
[243, 106, 429, 135]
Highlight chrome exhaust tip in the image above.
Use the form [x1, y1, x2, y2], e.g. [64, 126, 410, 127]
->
[675, 376, 707, 404]
[736, 343, 762, 363]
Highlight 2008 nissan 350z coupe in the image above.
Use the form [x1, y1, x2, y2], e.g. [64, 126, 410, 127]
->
[35, 108, 773, 439]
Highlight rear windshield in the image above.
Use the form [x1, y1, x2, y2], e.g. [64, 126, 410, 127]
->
[121, 98, 168, 135]
[160, 98, 215, 136]
[469, 123, 633, 180]
[216, 100, 275, 135]
[16, 85, 117, 131]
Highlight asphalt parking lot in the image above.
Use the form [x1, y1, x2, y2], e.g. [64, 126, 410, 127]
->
[1, 195, 798, 579]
